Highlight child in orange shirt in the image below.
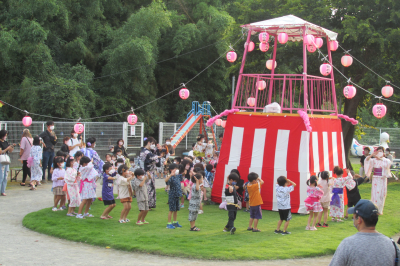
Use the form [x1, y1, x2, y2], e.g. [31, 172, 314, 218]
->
[246, 172, 264, 232]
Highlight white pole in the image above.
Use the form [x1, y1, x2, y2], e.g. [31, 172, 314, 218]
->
[140, 122, 144, 147]
[232, 76, 235, 108]
[123, 122, 128, 150]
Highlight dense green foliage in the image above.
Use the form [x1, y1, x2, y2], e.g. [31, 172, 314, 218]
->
[0, 0, 399, 137]
[23, 181, 400, 260]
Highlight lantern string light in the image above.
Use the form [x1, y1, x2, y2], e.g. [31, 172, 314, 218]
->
[338, 44, 400, 91]
[310, 39, 400, 106]
[0, 36, 244, 121]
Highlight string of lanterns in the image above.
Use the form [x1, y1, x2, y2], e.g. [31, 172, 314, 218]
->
[226, 30, 396, 120]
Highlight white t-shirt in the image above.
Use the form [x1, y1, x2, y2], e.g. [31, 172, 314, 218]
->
[68, 138, 81, 156]
[275, 184, 294, 209]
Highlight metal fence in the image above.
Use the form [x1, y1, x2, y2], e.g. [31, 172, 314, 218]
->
[159, 122, 224, 151]
[355, 127, 400, 149]
[0, 121, 144, 152]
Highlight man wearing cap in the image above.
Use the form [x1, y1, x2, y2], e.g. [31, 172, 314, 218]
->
[329, 199, 398, 266]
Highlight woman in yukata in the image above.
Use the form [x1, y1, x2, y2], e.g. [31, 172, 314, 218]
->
[139, 137, 159, 210]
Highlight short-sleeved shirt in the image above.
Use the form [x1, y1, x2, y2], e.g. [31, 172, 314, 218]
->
[134, 177, 148, 202]
[117, 175, 131, 199]
[20, 137, 33, 160]
[39, 130, 57, 152]
[329, 232, 396, 266]
[360, 155, 366, 166]
[247, 181, 263, 206]
[346, 177, 364, 203]
[0, 140, 10, 154]
[166, 174, 183, 198]
[188, 185, 201, 211]
[102, 173, 115, 201]
[275, 184, 294, 209]
[68, 138, 81, 156]
[60, 143, 69, 153]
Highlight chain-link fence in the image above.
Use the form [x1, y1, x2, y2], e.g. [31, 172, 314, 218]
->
[0, 121, 144, 151]
[159, 122, 224, 151]
[355, 127, 400, 149]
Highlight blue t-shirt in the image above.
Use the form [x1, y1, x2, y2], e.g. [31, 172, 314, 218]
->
[166, 174, 183, 198]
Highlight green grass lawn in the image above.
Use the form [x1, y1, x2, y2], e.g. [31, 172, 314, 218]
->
[23, 179, 400, 260]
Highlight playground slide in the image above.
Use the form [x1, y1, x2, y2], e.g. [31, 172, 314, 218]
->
[171, 114, 202, 148]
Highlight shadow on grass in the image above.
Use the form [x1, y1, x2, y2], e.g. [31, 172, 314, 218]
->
[23, 182, 400, 260]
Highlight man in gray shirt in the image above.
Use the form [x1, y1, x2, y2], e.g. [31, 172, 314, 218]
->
[329, 199, 399, 266]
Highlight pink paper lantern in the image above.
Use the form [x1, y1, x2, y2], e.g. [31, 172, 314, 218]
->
[278, 32, 288, 44]
[127, 113, 138, 125]
[179, 88, 190, 100]
[329, 40, 339, 51]
[315, 37, 323, 48]
[221, 120, 227, 128]
[258, 32, 269, 43]
[247, 97, 256, 107]
[343, 85, 356, 99]
[22, 116, 32, 127]
[244, 41, 255, 52]
[381, 85, 393, 98]
[257, 80, 266, 91]
[259, 42, 269, 52]
[74, 123, 84, 134]
[304, 34, 315, 45]
[307, 44, 316, 53]
[266, 59, 277, 70]
[226, 51, 237, 63]
[320, 63, 332, 76]
[215, 119, 222, 126]
[372, 103, 387, 119]
[341, 55, 353, 67]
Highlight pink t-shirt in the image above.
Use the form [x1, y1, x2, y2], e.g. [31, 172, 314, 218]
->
[20, 137, 33, 160]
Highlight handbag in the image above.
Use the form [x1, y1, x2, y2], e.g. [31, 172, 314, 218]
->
[0, 154, 11, 165]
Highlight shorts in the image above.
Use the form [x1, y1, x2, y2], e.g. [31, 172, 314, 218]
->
[53, 186, 66, 196]
[138, 201, 149, 211]
[278, 209, 292, 221]
[188, 209, 199, 222]
[120, 197, 132, 203]
[169, 197, 180, 212]
[321, 201, 330, 209]
[103, 199, 115, 206]
[348, 199, 360, 208]
[250, 205, 262, 219]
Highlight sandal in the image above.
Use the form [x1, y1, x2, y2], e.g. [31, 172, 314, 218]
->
[106, 215, 113, 219]
[119, 220, 126, 223]
[100, 216, 109, 220]
[247, 227, 254, 231]
[190, 226, 200, 231]
[20, 183, 26, 186]
[252, 229, 261, 232]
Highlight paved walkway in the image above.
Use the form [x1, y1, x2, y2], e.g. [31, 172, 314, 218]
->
[0, 178, 395, 266]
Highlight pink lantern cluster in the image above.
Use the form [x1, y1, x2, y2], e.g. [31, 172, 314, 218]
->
[74, 123, 84, 134]
[373, 103, 387, 119]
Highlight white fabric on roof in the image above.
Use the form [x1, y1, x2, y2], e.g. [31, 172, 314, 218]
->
[241, 14, 338, 41]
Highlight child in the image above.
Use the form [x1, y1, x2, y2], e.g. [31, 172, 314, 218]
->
[173, 157, 182, 165]
[101, 163, 117, 220]
[111, 154, 117, 166]
[73, 151, 83, 170]
[344, 170, 365, 220]
[209, 152, 219, 167]
[359, 147, 370, 181]
[191, 168, 205, 214]
[275, 176, 296, 235]
[188, 173, 202, 231]
[116, 165, 135, 223]
[165, 164, 184, 229]
[52, 157, 66, 211]
[243, 180, 250, 212]
[247, 172, 264, 232]
[304, 175, 324, 230]
[115, 148, 126, 163]
[29, 136, 42, 190]
[330, 166, 356, 222]
[76, 156, 97, 219]
[204, 140, 214, 162]
[105, 154, 113, 165]
[223, 173, 240, 234]
[133, 169, 149, 225]
[64, 156, 81, 216]
[316, 171, 332, 227]
[203, 164, 214, 202]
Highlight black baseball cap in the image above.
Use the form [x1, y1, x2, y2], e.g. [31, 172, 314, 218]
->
[348, 199, 379, 218]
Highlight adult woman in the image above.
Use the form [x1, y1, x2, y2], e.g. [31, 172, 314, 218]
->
[80, 137, 104, 176]
[139, 137, 159, 209]
[0, 130, 15, 196]
[68, 129, 82, 156]
[19, 129, 33, 186]
[114, 139, 131, 167]
[364, 146, 392, 215]
[193, 134, 213, 158]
